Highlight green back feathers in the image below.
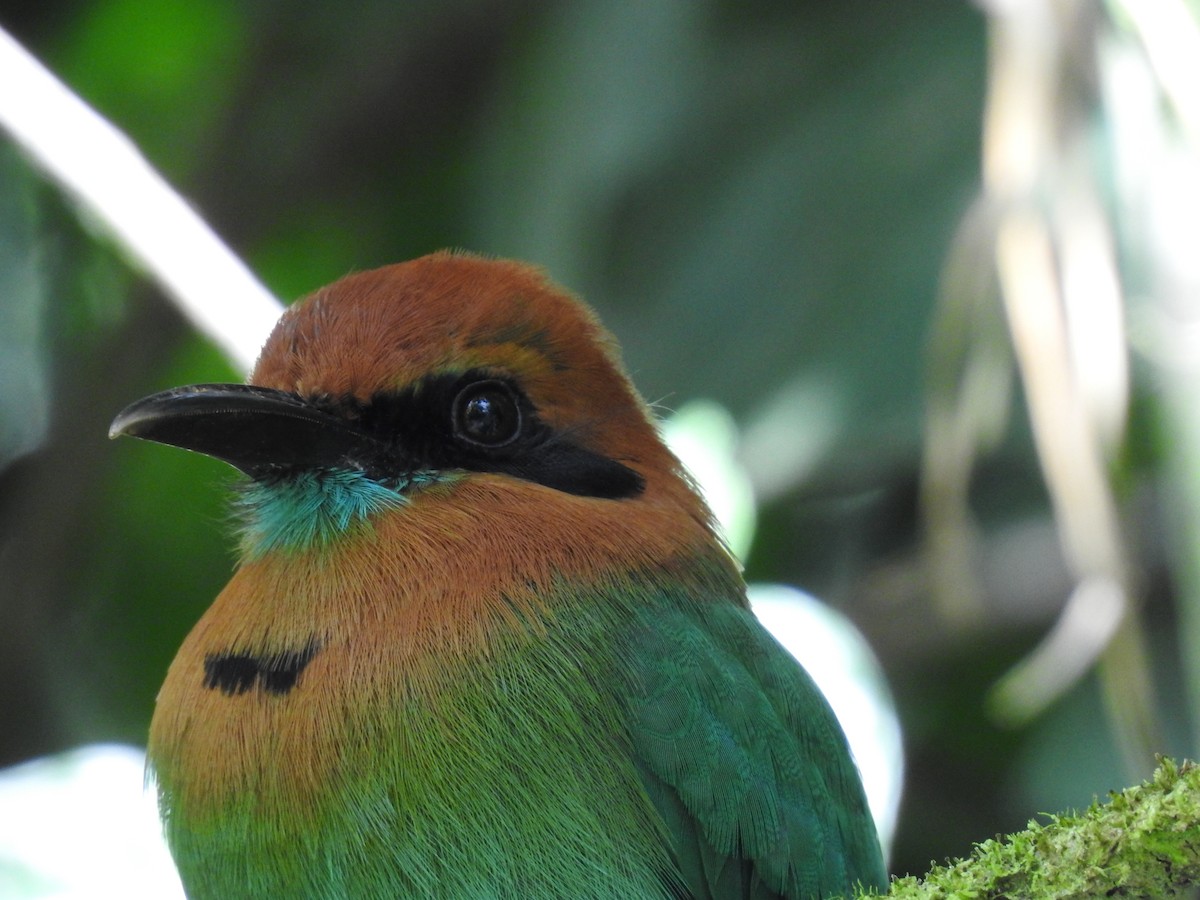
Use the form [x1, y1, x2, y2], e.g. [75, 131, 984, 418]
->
[623, 597, 887, 898]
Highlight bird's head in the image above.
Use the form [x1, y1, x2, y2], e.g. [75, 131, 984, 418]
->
[110, 252, 713, 561]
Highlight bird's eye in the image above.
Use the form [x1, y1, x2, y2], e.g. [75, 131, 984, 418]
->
[452, 380, 522, 448]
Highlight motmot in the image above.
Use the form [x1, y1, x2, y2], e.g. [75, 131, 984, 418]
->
[110, 251, 887, 899]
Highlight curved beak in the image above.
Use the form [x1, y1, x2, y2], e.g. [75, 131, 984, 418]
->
[109, 384, 391, 479]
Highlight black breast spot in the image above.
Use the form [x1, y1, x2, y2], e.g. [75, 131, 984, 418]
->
[203, 639, 321, 696]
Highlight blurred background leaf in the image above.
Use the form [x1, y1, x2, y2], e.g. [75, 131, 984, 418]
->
[1, 0, 1197, 886]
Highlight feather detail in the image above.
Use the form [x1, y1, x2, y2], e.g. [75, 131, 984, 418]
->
[151, 565, 701, 898]
[231, 468, 447, 559]
[623, 599, 887, 898]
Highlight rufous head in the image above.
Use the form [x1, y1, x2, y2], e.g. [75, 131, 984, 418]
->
[111, 251, 709, 552]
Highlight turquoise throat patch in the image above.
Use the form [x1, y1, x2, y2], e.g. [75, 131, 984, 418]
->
[233, 468, 446, 558]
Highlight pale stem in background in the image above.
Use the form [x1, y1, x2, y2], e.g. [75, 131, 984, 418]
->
[0, 26, 282, 373]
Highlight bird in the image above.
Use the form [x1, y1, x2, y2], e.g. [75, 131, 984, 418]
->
[110, 251, 887, 899]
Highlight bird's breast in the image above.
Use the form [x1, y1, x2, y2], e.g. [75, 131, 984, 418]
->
[145, 487, 719, 897]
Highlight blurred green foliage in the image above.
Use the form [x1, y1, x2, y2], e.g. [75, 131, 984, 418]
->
[1, 0, 1192, 882]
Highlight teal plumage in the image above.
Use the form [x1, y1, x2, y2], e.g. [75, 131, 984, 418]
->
[232, 468, 446, 558]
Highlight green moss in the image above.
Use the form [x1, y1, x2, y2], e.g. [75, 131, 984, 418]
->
[876, 759, 1200, 899]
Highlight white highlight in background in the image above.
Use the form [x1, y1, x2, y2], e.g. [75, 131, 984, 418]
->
[0, 745, 183, 900]
[751, 583, 904, 855]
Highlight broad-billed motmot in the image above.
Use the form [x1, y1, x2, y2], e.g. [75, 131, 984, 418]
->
[110, 252, 887, 899]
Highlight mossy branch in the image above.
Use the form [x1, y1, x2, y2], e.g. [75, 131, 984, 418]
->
[870, 758, 1200, 899]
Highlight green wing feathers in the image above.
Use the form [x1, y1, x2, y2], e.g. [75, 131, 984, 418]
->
[623, 598, 887, 899]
